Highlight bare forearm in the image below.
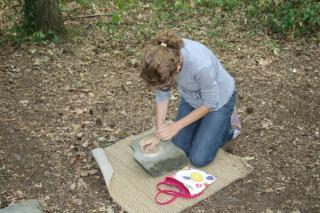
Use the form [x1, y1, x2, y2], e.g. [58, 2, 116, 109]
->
[175, 105, 210, 130]
[155, 99, 169, 130]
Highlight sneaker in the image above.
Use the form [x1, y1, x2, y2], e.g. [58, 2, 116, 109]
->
[231, 107, 241, 139]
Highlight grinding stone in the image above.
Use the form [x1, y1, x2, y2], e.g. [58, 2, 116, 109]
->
[130, 134, 188, 177]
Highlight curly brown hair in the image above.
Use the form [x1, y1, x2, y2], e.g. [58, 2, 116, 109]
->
[140, 30, 183, 89]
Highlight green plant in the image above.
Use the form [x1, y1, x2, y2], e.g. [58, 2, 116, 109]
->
[7, 25, 28, 45]
[154, 0, 169, 9]
[111, 13, 121, 25]
[5, 0, 64, 45]
[174, 0, 190, 10]
[208, 30, 220, 37]
[74, 0, 91, 7]
[265, 39, 281, 55]
[245, 0, 320, 37]
[114, 0, 126, 10]
[96, 19, 106, 30]
[7, 26, 60, 45]
[214, 39, 231, 49]
[47, 29, 60, 43]
[185, 24, 197, 34]
[31, 31, 46, 42]
[137, 25, 154, 39]
[114, 0, 139, 11]
[107, 13, 122, 32]
[195, 0, 239, 10]
[31, 29, 60, 43]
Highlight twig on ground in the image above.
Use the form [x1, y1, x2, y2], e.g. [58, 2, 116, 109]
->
[93, 101, 105, 104]
[122, 84, 129, 93]
[65, 14, 112, 20]
[68, 88, 91, 93]
[305, 194, 320, 200]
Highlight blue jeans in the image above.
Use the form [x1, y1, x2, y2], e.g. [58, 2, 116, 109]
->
[172, 91, 237, 167]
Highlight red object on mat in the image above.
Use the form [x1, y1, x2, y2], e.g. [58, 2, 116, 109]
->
[155, 176, 203, 205]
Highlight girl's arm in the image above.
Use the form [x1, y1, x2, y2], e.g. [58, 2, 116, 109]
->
[156, 99, 169, 131]
[175, 105, 210, 129]
[140, 99, 169, 152]
[156, 105, 210, 141]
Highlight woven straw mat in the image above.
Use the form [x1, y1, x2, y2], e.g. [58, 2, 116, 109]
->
[103, 129, 252, 213]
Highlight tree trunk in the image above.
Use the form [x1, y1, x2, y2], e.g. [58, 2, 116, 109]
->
[24, 0, 64, 34]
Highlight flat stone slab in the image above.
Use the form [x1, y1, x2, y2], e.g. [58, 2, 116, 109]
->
[0, 199, 42, 213]
[131, 133, 188, 177]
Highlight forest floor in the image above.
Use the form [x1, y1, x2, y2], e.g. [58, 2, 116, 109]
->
[0, 1, 319, 212]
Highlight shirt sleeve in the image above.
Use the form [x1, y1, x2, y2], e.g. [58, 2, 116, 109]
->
[195, 66, 220, 111]
[155, 89, 171, 103]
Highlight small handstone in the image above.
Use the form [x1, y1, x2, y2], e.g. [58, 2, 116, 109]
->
[139, 135, 160, 154]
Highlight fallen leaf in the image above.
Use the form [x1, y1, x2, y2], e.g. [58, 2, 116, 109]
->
[120, 111, 128, 116]
[82, 141, 89, 147]
[264, 187, 274, 193]
[102, 127, 114, 132]
[34, 56, 49, 65]
[243, 156, 255, 161]
[29, 48, 37, 54]
[80, 170, 88, 177]
[76, 132, 84, 140]
[75, 109, 84, 115]
[88, 169, 98, 175]
[70, 183, 76, 190]
[19, 100, 29, 105]
[262, 119, 273, 129]
[97, 136, 107, 143]
[265, 208, 273, 213]
[16, 190, 23, 198]
[72, 124, 82, 132]
[273, 48, 280, 55]
[35, 183, 43, 188]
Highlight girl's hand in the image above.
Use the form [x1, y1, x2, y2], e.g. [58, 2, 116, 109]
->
[139, 136, 160, 153]
[156, 123, 181, 141]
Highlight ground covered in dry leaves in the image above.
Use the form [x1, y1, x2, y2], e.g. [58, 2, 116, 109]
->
[0, 1, 319, 212]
